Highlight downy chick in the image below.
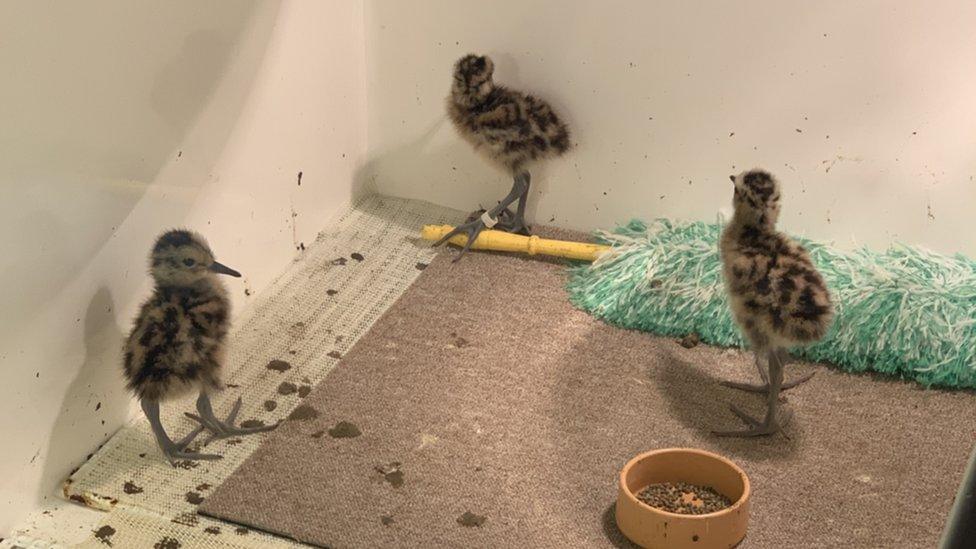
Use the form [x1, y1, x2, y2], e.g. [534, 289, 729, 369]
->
[715, 169, 833, 437]
[123, 229, 275, 463]
[435, 53, 571, 260]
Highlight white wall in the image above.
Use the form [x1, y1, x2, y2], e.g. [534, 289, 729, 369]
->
[365, 0, 976, 256]
[0, 0, 365, 533]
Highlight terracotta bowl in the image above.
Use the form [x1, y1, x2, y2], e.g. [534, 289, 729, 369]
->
[616, 448, 751, 549]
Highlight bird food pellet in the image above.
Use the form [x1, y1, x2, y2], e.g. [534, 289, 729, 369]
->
[636, 482, 732, 514]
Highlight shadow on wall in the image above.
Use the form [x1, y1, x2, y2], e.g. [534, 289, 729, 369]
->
[151, 29, 241, 142]
[0, 0, 274, 183]
[39, 287, 127, 503]
[0, 1, 281, 341]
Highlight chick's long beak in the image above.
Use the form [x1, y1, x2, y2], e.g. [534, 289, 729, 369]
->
[729, 175, 736, 183]
[209, 261, 242, 277]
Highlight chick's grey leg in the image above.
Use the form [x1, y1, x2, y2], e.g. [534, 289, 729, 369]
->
[140, 398, 220, 464]
[720, 349, 814, 393]
[496, 171, 531, 236]
[433, 172, 530, 261]
[185, 392, 277, 445]
[713, 349, 785, 437]
[755, 352, 770, 385]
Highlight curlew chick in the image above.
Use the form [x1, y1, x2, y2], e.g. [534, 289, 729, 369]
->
[435, 53, 571, 260]
[123, 230, 275, 463]
[715, 169, 833, 437]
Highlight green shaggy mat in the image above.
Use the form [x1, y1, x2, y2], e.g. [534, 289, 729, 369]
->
[566, 219, 976, 390]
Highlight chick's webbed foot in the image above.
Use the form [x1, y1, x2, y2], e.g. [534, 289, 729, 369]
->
[141, 398, 222, 464]
[186, 394, 278, 445]
[432, 217, 491, 262]
[436, 171, 531, 261]
[714, 348, 791, 438]
[160, 433, 223, 463]
[712, 405, 781, 438]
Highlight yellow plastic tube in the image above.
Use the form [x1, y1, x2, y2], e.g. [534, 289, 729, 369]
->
[421, 224, 610, 262]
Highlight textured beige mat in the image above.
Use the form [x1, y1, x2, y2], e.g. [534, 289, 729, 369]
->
[200, 232, 975, 548]
[74, 507, 298, 549]
[44, 195, 464, 547]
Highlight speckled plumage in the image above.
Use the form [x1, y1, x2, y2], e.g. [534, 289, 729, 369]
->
[124, 229, 274, 462]
[713, 169, 834, 437]
[123, 230, 231, 402]
[435, 54, 572, 260]
[447, 54, 570, 174]
[721, 170, 833, 350]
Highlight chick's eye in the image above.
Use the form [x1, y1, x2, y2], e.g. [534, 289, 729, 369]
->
[183, 258, 196, 267]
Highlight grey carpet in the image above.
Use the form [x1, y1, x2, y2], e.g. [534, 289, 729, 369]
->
[200, 232, 976, 548]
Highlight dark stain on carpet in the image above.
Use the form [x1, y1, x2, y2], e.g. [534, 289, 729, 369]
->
[328, 421, 361, 438]
[375, 462, 404, 488]
[94, 525, 116, 546]
[185, 491, 204, 505]
[122, 481, 143, 494]
[277, 382, 298, 395]
[153, 537, 181, 549]
[288, 404, 319, 421]
[457, 511, 487, 527]
[267, 360, 291, 372]
[263, 400, 278, 411]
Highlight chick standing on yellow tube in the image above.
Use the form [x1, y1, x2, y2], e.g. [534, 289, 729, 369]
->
[435, 54, 572, 261]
